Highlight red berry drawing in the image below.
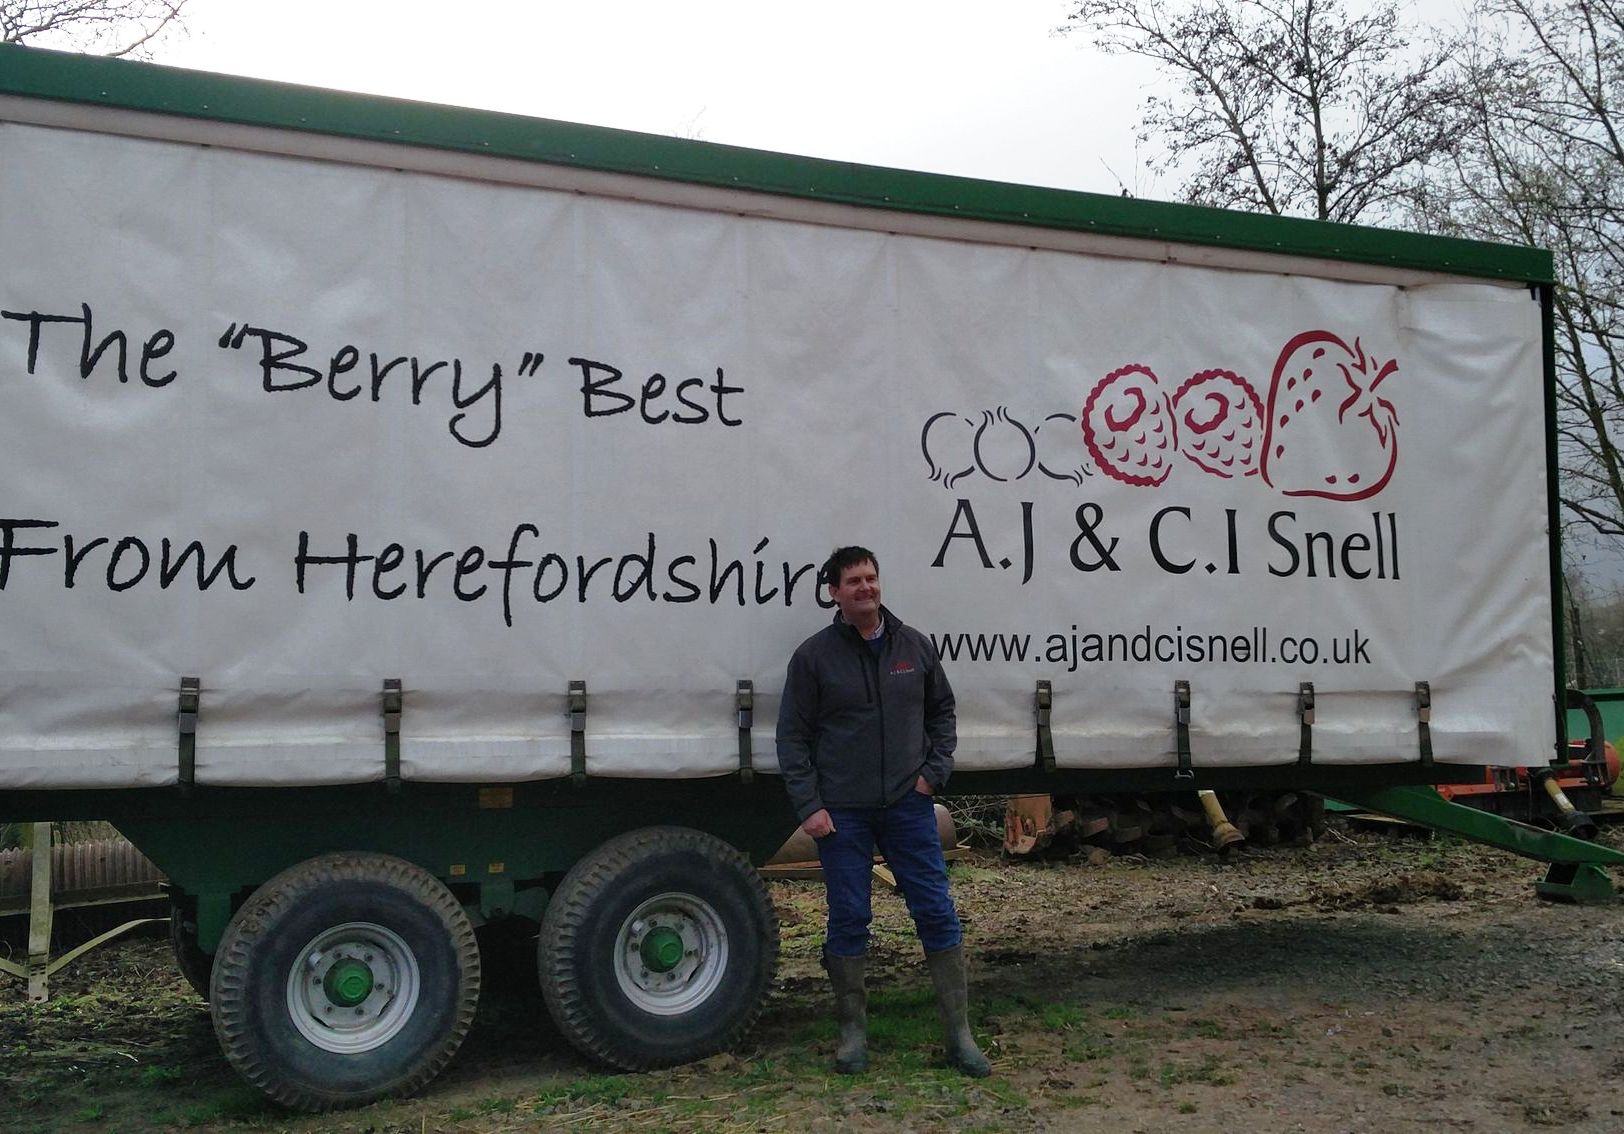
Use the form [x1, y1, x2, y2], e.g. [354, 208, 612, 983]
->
[1261, 331, 1400, 501]
[1081, 364, 1178, 486]
[1171, 369, 1264, 479]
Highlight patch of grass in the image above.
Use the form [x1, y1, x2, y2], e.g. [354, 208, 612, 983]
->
[731, 1055, 804, 1085]
[531, 1073, 634, 1110]
[977, 1078, 1030, 1107]
[74, 1103, 106, 1123]
[1250, 1019, 1297, 1039]
[1157, 1055, 1233, 1088]
[1040, 1001, 1091, 1031]
[1061, 1031, 1114, 1062]
[137, 1065, 183, 1088]
[1522, 1095, 1589, 1126]
[1103, 1004, 1140, 1020]
[1184, 1017, 1227, 1039]
[987, 990, 1051, 1013]
[866, 987, 938, 1049]
[1179, 1101, 1200, 1114]
[185, 1086, 270, 1123]
[948, 864, 1005, 884]
[1057, 1093, 1103, 1108]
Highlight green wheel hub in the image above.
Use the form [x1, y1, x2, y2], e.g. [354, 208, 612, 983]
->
[323, 957, 375, 1007]
[285, 921, 423, 1054]
[614, 891, 730, 1014]
[639, 925, 685, 973]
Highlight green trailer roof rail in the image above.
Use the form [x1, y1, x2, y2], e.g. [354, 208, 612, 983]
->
[0, 43, 1553, 286]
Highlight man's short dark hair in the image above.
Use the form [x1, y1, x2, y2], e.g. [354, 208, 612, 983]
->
[821, 546, 878, 589]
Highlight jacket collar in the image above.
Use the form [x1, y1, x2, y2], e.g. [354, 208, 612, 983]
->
[833, 603, 898, 640]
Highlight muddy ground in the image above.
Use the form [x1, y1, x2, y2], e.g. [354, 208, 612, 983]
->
[4, 820, 1624, 1133]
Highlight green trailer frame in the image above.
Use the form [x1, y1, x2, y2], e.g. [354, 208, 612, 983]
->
[1, 41, 1619, 1109]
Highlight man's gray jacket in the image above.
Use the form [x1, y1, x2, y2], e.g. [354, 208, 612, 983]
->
[775, 605, 956, 822]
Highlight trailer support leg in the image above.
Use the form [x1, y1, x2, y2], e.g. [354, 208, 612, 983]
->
[26, 822, 53, 1001]
[1333, 785, 1624, 904]
[1536, 863, 1617, 904]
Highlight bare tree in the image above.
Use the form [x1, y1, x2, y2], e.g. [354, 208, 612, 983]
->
[1560, 565, 1624, 685]
[1418, 0, 1624, 541]
[1061, 0, 1469, 223]
[1, 1, 188, 57]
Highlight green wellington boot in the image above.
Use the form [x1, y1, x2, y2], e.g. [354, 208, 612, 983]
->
[825, 952, 869, 1073]
[925, 945, 992, 1077]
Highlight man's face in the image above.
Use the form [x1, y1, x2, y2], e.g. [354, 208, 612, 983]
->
[830, 560, 881, 624]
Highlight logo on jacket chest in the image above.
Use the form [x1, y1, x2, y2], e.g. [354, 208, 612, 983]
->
[889, 660, 916, 676]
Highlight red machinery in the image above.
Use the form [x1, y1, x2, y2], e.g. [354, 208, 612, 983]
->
[1436, 740, 1620, 835]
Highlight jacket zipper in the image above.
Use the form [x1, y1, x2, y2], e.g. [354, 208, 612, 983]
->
[847, 619, 890, 808]
[874, 633, 887, 807]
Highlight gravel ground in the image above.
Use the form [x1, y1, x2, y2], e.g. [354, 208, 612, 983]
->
[4, 820, 1624, 1132]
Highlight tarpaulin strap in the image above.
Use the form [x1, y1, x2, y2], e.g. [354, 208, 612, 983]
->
[1415, 681, 1433, 767]
[1297, 682, 1315, 766]
[569, 680, 588, 785]
[736, 680, 755, 783]
[1035, 680, 1055, 772]
[1174, 680, 1193, 780]
[382, 679, 402, 792]
[177, 677, 200, 791]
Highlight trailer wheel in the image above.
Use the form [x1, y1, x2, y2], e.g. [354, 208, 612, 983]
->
[539, 826, 777, 1069]
[168, 900, 213, 1001]
[210, 853, 480, 1111]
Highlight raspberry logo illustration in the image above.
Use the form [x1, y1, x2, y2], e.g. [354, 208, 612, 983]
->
[1171, 369, 1264, 479]
[1261, 331, 1399, 501]
[1080, 364, 1178, 487]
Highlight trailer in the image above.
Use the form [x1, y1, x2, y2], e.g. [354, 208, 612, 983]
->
[3, 43, 1621, 1110]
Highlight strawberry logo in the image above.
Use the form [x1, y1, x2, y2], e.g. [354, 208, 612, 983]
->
[919, 330, 1400, 500]
[1261, 331, 1400, 501]
[1080, 364, 1178, 486]
[1171, 369, 1264, 479]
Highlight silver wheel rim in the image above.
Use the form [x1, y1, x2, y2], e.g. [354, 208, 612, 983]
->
[285, 921, 421, 1054]
[613, 891, 729, 1015]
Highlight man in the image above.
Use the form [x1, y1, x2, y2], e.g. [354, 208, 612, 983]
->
[776, 545, 990, 1077]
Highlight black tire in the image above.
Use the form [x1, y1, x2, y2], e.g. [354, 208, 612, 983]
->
[209, 853, 480, 1111]
[539, 826, 777, 1070]
[168, 900, 213, 1001]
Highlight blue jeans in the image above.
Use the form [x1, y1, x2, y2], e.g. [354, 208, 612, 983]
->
[817, 789, 962, 957]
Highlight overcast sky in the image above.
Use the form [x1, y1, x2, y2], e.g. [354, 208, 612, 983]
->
[155, 0, 1159, 197]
